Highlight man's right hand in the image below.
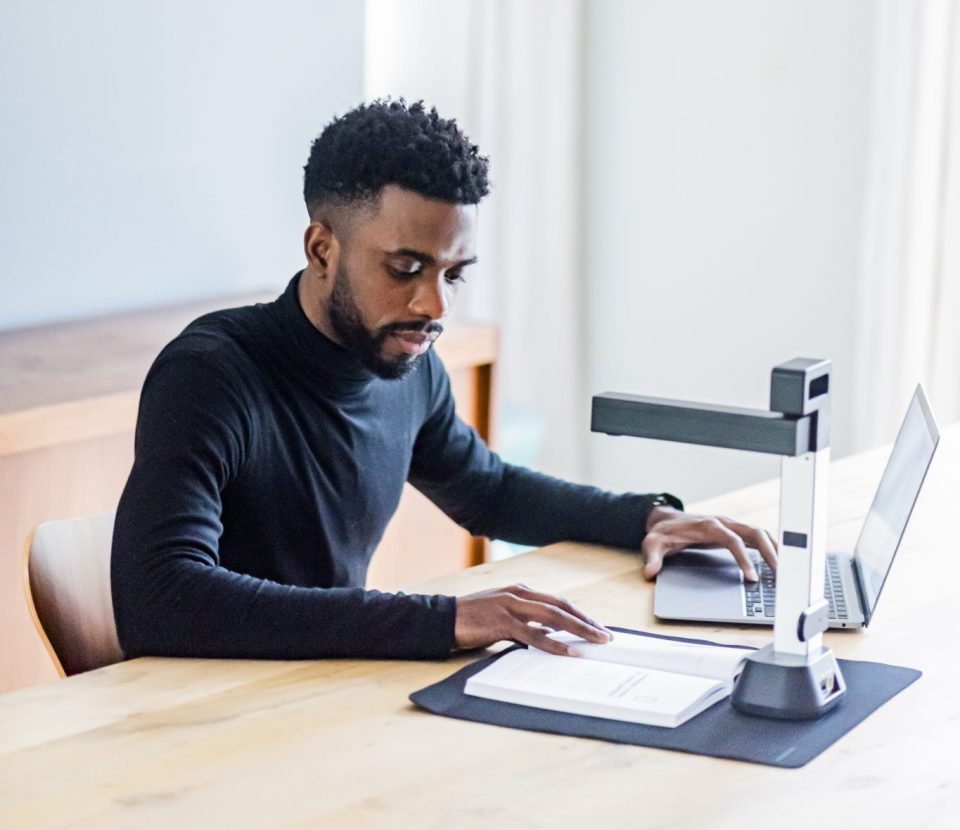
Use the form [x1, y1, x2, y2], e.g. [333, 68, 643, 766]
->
[453, 584, 612, 656]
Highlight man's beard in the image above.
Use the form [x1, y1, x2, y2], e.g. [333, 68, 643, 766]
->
[327, 264, 443, 380]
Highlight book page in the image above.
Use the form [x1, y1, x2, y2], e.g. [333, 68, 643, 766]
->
[539, 631, 751, 682]
[465, 648, 727, 727]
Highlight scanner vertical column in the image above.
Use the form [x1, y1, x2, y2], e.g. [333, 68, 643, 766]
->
[774, 447, 829, 656]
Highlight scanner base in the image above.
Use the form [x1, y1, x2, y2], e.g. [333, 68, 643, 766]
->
[731, 644, 846, 720]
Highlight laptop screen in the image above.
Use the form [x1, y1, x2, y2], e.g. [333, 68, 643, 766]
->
[854, 385, 939, 621]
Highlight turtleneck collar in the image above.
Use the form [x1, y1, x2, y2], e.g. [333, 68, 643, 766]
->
[265, 271, 377, 393]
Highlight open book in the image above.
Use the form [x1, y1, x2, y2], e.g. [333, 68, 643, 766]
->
[464, 631, 753, 728]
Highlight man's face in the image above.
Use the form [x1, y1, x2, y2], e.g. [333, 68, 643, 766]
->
[325, 186, 478, 379]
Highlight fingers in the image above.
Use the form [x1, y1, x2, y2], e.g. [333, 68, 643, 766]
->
[713, 524, 757, 582]
[754, 527, 779, 572]
[507, 584, 612, 638]
[522, 625, 581, 657]
[642, 547, 664, 580]
[508, 595, 611, 645]
[717, 517, 779, 573]
[642, 515, 758, 581]
[453, 586, 611, 654]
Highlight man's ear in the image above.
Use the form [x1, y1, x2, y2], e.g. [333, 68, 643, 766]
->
[303, 222, 341, 280]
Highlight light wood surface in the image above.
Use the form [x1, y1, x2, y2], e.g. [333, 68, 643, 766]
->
[0, 296, 498, 693]
[0, 426, 957, 829]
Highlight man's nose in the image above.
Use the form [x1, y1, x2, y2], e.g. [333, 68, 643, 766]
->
[408, 276, 450, 320]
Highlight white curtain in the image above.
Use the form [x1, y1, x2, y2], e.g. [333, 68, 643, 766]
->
[854, 0, 960, 449]
[364, 0, 586, 480]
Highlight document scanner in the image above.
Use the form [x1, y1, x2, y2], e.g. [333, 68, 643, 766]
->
[592, 358, 845, 719]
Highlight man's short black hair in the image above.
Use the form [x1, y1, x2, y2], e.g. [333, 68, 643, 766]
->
[303, 99, 490, 214]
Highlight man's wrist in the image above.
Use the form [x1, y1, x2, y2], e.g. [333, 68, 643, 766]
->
[646, 504, 680, 532]
[645, 493, 684, 533]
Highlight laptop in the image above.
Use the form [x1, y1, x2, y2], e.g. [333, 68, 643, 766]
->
[654, 384, 940, 629]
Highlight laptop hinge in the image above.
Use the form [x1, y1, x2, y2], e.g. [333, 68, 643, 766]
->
[851, 556, 871, 626]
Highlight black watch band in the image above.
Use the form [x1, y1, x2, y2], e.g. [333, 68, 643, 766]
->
[649, 492, 684, 511]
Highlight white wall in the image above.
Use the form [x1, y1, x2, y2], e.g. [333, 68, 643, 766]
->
[0, 1, 364, 330]
[584, 0, 874, 503]
[2, 0, 878, 507]
[364, 0, 589, 481]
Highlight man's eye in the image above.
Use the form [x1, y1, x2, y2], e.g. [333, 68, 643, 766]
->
[444, 271, 466, 285]
[388, 263, 422, 278]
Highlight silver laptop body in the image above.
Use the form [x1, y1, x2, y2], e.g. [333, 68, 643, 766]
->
[654, 384, 940, 630]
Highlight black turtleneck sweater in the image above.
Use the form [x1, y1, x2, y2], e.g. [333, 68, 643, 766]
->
[111, 273, 679, 661]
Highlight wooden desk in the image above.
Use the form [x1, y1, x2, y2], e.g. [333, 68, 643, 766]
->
[0, 298, 498, 693]
[0, 427, 957, 827]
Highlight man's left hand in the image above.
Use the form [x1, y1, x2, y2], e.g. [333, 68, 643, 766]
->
[642, 506, 777, 582]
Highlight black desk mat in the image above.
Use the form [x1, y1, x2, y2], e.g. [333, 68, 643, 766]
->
[410, 628, 921, 768]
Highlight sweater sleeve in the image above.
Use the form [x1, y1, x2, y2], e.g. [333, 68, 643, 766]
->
[111, 347, 456, 661]
[407, 355, 683, 549]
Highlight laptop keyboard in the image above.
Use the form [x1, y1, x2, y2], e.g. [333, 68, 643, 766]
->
[743, 553, 849, 620]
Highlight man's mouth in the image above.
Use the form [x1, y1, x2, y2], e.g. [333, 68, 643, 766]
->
[388, 329, 437, 356]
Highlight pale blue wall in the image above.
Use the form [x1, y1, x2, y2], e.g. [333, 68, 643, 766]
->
[0, 1, 364, 329]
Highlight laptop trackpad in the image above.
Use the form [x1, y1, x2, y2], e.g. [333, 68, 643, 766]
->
[656, 549, 745, 620]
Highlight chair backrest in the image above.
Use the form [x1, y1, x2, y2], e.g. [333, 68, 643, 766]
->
[23, 511, 124, 677]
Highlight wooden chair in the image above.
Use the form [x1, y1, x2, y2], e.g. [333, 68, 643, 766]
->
[23, 511, 124, 677]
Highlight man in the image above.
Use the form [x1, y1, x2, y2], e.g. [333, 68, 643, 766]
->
[112, 100, 776, 662]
